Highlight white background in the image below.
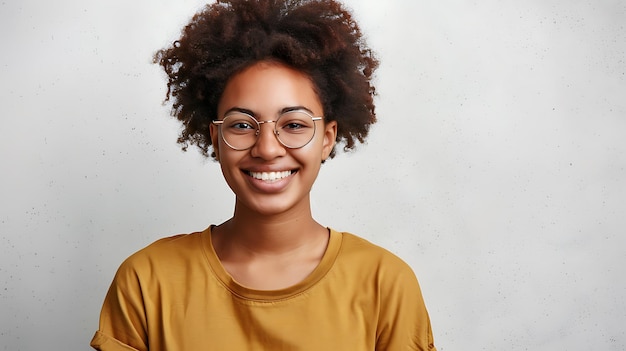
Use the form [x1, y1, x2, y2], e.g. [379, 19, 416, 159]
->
[1, 0, 625, 350]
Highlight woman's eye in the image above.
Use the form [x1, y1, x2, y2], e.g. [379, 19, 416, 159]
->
[284, 122, 305, 130]
[231, 122, 254, 129]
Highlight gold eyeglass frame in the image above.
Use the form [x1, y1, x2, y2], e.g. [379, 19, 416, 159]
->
[212, 110, 323, 150]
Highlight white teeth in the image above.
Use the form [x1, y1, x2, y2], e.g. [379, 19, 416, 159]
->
[249, 171, 292, 181]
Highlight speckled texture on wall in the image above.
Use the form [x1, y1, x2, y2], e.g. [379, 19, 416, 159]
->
[1, 0, 625, 350]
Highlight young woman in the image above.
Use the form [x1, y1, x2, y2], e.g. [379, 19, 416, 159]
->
[91, 0, 436, 350]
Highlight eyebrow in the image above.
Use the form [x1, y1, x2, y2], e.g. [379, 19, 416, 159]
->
[280, 106, 314, 115]
[223, 106, 315, 118]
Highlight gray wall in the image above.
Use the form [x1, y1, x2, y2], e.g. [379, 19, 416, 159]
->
[1, 0, 625, 349]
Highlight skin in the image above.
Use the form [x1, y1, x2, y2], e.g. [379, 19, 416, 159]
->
[209, 61, 338, 290]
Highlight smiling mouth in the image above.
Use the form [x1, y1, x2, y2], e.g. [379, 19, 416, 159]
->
[245, 170, 296, 182]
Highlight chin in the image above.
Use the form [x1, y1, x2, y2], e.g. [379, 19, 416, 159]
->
[236, 195, 309, 217]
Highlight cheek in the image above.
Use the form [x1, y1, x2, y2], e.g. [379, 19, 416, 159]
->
[218, 156, 242, 191]
[219, 151, 240, 170]
[313, 134, 329, 159]
[291, 145, 324, 169]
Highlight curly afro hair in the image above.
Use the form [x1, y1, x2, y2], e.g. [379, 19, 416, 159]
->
[154, 0, 379, 159]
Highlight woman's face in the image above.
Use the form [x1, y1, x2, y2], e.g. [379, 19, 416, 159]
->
[210, 61, 337, 217]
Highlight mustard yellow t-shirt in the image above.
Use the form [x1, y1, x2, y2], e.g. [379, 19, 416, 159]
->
[91, 227, 436, 351]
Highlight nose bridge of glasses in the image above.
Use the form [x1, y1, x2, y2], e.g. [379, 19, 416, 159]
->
[256, 119, 278, 129]
[255, 119, 280, 137]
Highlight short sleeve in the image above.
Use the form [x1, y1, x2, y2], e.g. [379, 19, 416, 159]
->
[91, 256, 149, 351]
[90, 330, 141, 351]
[375, 264, 437, 351]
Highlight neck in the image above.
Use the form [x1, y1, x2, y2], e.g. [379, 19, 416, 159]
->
[215, 198, 325, 255]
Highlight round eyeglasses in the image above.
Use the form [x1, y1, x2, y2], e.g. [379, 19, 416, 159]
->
[212, 110, 323, 150]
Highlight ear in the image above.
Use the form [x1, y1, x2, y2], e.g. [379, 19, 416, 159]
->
[209, 123, 220, 161]
[320, 120, 337, 160]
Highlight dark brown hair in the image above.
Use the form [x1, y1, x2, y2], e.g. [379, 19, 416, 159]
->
[154, 0, 378, 158]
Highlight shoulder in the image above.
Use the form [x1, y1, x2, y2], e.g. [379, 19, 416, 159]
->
[115, 230, 207, 279]
[338, 231, 413, 269]
[334, 230, 418, 284]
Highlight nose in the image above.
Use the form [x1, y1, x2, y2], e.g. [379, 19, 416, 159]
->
[249, 123, 286, 160]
